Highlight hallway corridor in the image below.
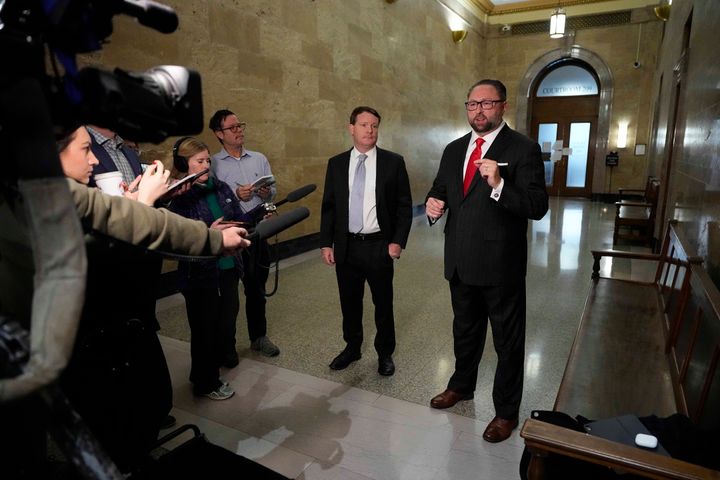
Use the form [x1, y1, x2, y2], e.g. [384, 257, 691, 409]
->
[156, 197, 653, 479]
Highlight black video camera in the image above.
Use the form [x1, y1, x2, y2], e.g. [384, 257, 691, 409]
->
[0, 0, 203, 147]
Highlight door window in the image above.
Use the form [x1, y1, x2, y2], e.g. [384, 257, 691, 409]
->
[567, 122, 591, 188]
[538, 123, 558, 187]
[537, 65, 598, 97]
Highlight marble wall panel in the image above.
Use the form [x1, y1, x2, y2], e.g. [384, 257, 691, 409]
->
[648, 0, 720, 286]
[82, 1, 686, 245]
[208, 3, 261, 52]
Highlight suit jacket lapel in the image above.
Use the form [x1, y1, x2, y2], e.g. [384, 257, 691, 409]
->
[456, 133, 473, 201]
[484, 124, 512, 161]
[338, 150, 352, 225]
[376, 148, 387, 207]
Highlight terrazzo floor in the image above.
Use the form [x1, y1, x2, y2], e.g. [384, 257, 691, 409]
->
[156, 197, 655, 479]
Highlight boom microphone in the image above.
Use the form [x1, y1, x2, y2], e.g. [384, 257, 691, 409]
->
[115, 0, 180, 34]
[247, 207, 310, 241]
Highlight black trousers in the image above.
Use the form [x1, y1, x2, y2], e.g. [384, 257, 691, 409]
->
[447, 272, 526, 420]
[241, 240, 270, 342]
[181, 268, 239, 393]
[218, 268, 241, 359]
[335, 237, 395, 357]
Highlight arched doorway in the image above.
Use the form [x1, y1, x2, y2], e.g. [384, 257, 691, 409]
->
[515, 47, 614, 197]
[531, 61, 599, 197]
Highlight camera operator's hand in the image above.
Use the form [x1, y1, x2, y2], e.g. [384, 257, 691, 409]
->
[211, 218, 251, 254]
[136, 161, 170, 205]
[236, 183, 253, 201]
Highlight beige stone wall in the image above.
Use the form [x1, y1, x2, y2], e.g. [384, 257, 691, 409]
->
[648, 0, 720, 284]
[485, 20, 663, 194]
[83, 1, 693, 253]
[81, 0, 486, 241]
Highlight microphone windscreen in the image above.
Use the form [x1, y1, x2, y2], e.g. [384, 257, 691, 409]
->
[248, 207, 309, 240]
[286, 184, 317, 202]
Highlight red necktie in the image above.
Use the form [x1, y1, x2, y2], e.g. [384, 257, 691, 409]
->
[463, 137, 485, 196]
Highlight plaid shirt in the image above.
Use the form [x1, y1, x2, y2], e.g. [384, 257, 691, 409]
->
[87, 126, 137, 185]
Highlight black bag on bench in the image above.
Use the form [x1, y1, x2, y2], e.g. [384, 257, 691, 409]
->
[519, 410, 645, 479]
[520, 410, 720, 478]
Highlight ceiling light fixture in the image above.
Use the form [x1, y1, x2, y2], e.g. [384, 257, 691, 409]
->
[549, 8, 566, 38]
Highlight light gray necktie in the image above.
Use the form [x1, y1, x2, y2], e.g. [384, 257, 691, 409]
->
[348, 153, 367, 233]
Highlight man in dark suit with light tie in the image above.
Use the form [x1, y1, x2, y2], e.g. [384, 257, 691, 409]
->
[426, 79, 548, 443]
[321, 106, 412, 377]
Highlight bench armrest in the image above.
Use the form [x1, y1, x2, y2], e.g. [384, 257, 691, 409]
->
[520, 419, 720, 480]
[590, 249, 660, 279]
[618, 188, 645, 194]
[615, 201, 653, 208]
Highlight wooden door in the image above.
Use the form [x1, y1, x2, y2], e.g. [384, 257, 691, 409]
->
[531, 96, 598, 197]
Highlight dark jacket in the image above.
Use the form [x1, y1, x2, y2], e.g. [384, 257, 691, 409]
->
[427, 125, 548, 285]
[88, 134, 144, 187]
[169, 178, 250, 290]
[320, 147, 412, 264]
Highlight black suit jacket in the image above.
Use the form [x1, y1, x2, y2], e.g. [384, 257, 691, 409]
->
[320, 147, 412, 264]
[427, 125, 548, 285]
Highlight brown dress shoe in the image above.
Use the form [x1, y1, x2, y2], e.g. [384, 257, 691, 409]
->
[482, 416, 519, 443]
[429, 389, 473, 409]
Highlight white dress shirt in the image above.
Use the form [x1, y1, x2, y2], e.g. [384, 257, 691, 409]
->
[348, 146, 380, 234]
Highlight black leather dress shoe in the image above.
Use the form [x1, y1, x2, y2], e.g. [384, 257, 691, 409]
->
[378, 356, 395, 376]
[329, 349, 361, 370]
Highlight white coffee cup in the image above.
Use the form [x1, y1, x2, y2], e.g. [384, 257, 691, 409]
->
[94, 171, 124, 196]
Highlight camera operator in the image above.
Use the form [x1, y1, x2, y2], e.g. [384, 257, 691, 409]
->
[167, 137, 253, 399]
[209, 109, 280, 357]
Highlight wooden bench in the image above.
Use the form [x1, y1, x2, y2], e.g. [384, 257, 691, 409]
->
[521, 222, 720, 479]
[613, 176, 660, 248]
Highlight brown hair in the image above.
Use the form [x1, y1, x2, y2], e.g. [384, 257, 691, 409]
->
[172, 137, 209, 173]
[349, 106, 381, 125]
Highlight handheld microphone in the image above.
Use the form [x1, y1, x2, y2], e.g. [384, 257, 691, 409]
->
[246, 207, 310, 241]
[274, 184, 317, 207]
[245, 184, 316, 223]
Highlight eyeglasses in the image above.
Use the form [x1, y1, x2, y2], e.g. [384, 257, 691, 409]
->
[465, 100, 505, 111]
[219, 122, 246, 133]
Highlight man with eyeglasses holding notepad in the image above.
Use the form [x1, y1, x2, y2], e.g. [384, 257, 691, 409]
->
[425, 79, 548, 443]
[209, 109, 280, 360]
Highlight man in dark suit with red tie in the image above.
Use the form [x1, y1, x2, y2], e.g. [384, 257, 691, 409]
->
[426, 79, 548, 443]
[321, 106, 412, 377]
